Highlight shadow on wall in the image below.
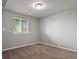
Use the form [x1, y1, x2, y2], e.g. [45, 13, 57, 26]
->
[41, 33, 58, 46]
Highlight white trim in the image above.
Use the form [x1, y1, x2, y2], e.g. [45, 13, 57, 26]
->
[2, 42, 77, 52]
[2, 42, 41, 51]
[39, 42, 77, 52]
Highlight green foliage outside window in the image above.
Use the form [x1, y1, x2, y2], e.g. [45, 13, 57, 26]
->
[13, 17, 29, 32]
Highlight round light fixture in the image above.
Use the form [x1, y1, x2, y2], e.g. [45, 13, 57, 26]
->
[33, 2, 44, 9]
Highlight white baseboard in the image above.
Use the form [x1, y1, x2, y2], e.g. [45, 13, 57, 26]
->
[2, 42, 41, 51]
[39, 42, 77, 52]
[2, 42, 77, 52]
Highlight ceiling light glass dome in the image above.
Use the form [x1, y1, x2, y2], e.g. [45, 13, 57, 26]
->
[33, 2, 44, 9]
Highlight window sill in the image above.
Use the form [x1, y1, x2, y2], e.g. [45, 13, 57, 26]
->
[13, 32, 31, 34]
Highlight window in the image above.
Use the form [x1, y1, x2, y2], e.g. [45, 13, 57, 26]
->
[13, 17, 29, 33]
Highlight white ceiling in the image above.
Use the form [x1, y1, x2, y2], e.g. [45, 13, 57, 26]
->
[5, 0, 77, 19]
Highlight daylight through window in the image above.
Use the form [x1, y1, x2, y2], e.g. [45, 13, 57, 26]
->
[13, 17, 29, 33]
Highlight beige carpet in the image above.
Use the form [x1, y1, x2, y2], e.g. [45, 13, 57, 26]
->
[2, 43, 77, 59]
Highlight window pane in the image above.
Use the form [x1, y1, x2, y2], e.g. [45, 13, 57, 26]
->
[22, 20, 28, 32]
[13, 17, 29, 33]
[13, 19, 21, 32]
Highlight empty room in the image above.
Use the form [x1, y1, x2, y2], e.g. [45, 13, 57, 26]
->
[2, 0, 77, 59]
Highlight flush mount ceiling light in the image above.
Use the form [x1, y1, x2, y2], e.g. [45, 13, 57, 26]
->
[32, 0, 47, 10]
[33, 2, 44, 9]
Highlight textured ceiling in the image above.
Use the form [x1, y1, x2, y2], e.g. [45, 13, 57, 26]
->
[5, 0, 77, 19]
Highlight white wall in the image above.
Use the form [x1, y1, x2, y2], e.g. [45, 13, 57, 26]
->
[40, 9, 77, 51]
[2, 8, 77, 51]
[2, 0, 7, 11]
[2, 10, 39, 49]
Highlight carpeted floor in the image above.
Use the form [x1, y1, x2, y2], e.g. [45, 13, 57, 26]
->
[2, 43, 77, 59]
